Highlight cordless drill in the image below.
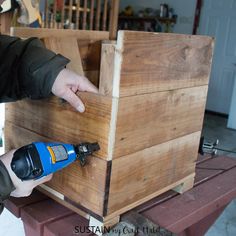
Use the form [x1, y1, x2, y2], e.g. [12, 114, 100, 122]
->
[10, 142, 100, 181]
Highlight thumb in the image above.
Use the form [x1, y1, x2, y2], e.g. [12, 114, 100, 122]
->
[62, 89, 85, 113]
[34, 174, 53, 186]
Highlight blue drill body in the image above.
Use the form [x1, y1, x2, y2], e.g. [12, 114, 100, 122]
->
[11, 141, 100, 181]
[34, 142, 77, 178]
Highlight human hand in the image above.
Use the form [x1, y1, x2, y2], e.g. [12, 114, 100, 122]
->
[51, 69, 98, 112]
[0, 150, 52, 197]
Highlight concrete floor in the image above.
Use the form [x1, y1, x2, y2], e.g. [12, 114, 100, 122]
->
[0, 113, 235, 236]
[202, 113, 236, 158]
[202, 113, 236, 236]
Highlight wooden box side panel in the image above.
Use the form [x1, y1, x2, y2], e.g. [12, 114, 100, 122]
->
[4, 122, 108, 215]
[10, 27, 109, 88]
[10, 27, 110, 40]
[112, 86, 208, 159]
[113, 31, 214, 97]
[5, 93, 113, 160]
[78, 39, 103, 87]
[107, 131, 201, 216]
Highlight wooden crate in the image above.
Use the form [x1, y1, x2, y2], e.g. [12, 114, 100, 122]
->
[5, 28, 214, 229]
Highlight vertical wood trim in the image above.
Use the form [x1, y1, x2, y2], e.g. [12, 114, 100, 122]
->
[112, 31, 123, 98]
[61, 0, 65, 27]
[109, 0, 119, 39]
[75, 0, 80, 29]
[82, 0, 88, 29]
[44, 0, 49, 28]
[53, 0, 57, 28]
[0, 11, 13, 34]
[99, 41, 116, 96]
[102, 0, 108, 31]
[89, 0, 95, 30]
[108, 98, 119, 160]
[95, 0, 101, 30]
[68, 0, 73, 27]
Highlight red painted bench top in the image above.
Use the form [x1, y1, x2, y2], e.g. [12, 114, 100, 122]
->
[4, 155, 236, 236]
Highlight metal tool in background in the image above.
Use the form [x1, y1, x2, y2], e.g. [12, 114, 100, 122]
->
[199, 136, 236, 156]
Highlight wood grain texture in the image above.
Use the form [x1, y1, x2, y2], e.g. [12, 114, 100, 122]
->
[102, 0, 108, 31]
[113, 86, 208, 158]
[78, 40, 102, 71]
[84, 70, 100, 87]
[109, 0, 120, 39]
[82, 0, 87, 30]
[107, 132, 200, 215]
[75, 0, 80, 29]
[5, 93, 113, 160]
[0, 12, 13, 35]
[99, 41, 116, 96]
[10, 27, 109, 40]
[43, 37, 84, 76]
[95, 0, 101, 30]
[42, 38, 101, 86]
[4, 30, 213, 220]
[42, 37, 102, 86]
[113, 31, 214, 97]
[4, 121, 107, 215]
[10, 27, 108, 86]
[89, 0, 95, 30]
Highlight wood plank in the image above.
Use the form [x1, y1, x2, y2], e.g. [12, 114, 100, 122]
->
[43, 37, 84, 76]
[107, 132, 200, 215]
[102, 0, 108, 31]
[42, 38, 101, 85]
[109, 0, 119, 39]
[82, 0, 88, 30]
[5, 93, 113, 160]
[95, 0, 101, 30]
[44, 0, 49, 28]
[4, 121, 108, 216]
[0, 11, 13, 34]
[43, 38, 101, 86]
[61, 0, 65, 27]
[141, 157, 236, 233]
[84, 70, 100, 87]
[89, 0, 95, 30]
[10, 27, 105, 85]
[10, 27, 109, 40]
[78, 40, 102, 71]
[52, 0, 57, 28]
[68, 0, 73, 26]
[75, 0, 80, 29]
[113, 31, 214, 97]
[99, 41, 116, 96]
[113, 86, 208, 158]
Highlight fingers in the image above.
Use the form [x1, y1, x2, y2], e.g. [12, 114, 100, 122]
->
[79, 77, 99, 93]
[62, 88, 85, 112]
[52, 69, 99, 112]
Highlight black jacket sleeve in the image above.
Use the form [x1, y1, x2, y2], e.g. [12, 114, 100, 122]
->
[0, 34, 70, 213]
[0, 34, 70, 102]
[0, 160, 15, 214]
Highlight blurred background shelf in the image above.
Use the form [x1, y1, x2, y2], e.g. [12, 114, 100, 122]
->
[118, 15, 177, 32]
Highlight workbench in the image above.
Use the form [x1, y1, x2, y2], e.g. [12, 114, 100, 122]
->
[4, 155, 236, 236]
